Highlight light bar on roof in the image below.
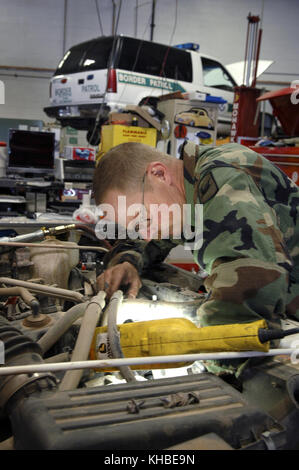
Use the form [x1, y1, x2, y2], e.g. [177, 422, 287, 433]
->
[174, 43, 200, 51]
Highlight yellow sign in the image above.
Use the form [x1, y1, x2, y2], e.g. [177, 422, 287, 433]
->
[97, 124, 157, 163]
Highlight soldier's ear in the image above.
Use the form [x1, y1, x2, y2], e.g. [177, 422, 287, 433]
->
[147, 162, 172, 185]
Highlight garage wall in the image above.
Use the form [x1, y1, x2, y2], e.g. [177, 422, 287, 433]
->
[0, 0, 298, 122]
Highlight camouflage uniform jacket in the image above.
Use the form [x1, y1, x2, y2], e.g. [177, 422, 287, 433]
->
[105, 141, 299, 330]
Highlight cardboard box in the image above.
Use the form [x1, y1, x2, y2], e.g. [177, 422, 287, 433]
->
[98, 125, 157, 160]
[60, 126, 92, 154]
[182, 91, 207, 101]
[157, 99, 219, 158]
[124, 105, 162, 131]
[64, 146, 96, 161]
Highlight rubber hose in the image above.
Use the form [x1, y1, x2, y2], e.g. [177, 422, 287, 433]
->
[107, 290, 137, 383]
[0, 277, 84, 304]
[0, 287, 40, 316]
[44, 352, 70, 363]
[59, 291, 106, 391]
[38, 302, 89, 354]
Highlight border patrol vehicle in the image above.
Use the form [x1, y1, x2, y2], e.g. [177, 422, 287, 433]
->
[44, 35, 237, 143]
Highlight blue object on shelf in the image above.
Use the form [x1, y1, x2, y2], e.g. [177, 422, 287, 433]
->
[205, 96, 227, 104]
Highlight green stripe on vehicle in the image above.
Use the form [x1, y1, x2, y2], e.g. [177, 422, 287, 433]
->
[117, 72, 186, 92]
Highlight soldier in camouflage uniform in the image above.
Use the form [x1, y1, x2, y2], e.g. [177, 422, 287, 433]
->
[94, 140, 299, 375]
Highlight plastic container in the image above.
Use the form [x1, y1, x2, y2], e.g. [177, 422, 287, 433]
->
[29, 237, 79, 291]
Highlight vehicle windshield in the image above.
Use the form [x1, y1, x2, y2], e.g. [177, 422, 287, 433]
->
[54, 37, 115, 76]
[202, 57, 236, 91]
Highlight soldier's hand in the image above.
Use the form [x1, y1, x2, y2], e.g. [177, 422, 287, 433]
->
[96, 261, 142, 299]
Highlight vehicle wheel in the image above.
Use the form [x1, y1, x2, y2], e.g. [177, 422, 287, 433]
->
[86, 127, 101, 146]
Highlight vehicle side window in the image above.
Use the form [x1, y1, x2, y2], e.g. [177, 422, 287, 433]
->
[118, 38, 164, 76]
[118, 38, 192, 82]
[201, 57, 236, 91]
[163, 48, 192, 82]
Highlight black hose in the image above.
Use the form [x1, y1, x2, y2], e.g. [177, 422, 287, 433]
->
[30, 300, 40, 317]
[107, 292, 137, 383]
[258, 327, 299, 344]
[74, 223, 112, 250]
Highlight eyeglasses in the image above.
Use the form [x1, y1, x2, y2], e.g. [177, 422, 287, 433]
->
[138, 171, 151, 236]
[141, 170, 146, 209]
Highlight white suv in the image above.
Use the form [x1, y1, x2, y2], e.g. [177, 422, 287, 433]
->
[44, 35, 237, 143]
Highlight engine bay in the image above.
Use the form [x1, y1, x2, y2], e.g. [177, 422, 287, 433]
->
[1, 224, 299, 451]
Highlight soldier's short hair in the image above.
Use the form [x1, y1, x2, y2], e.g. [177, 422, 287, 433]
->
[92, 142, 174, 204]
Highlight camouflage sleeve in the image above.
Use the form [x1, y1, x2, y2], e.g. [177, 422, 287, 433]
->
[103, 237, 179, 275]
[194, 163, 291, 331]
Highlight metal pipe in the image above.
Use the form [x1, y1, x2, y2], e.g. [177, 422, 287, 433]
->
[95, 0, 104, 36]
[63, 0, 68, 54]
[134, 0, 138, 37]
[0, 229, 47, 244]
[114, 0, 122, 35]
[0, 349, 297, 376]
[252, 27, 263, 88]
[112, 0, 116, 35]
[0, 277, 84, 303]
[261, 97, 266, 136]
[243, 16, 250, 85]
[0, 224, 76, 244]
[245, 22, 255, 86]
[256, 80, 292, 86]
[38, 302, 89, 354]
[0, 241, 108, 252]
[59, 291, 106, 391]
[150, 0, 156, 41]
[0, 72, 51, 80]
[0, 65, 54, 73]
